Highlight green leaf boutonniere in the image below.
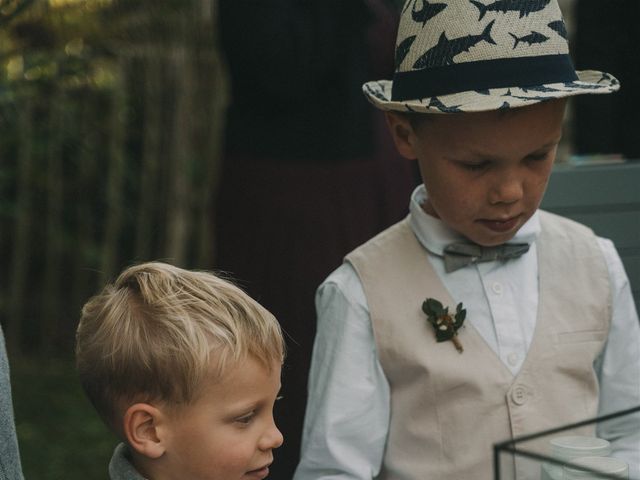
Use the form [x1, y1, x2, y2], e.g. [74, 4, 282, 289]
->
[422, 298, 467, 353]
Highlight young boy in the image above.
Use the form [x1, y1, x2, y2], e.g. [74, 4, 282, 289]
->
[75, 262, 284, 480]
[294, 1, 640, 479]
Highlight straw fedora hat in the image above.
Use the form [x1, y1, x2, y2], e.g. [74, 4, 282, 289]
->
[363, 0, 619, 113]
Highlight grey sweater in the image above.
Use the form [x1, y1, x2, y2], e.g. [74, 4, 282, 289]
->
[109, 444, 146, 480]
[0, 327, 23, 480]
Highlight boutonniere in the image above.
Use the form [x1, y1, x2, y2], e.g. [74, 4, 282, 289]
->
[422, 298, 467, 353]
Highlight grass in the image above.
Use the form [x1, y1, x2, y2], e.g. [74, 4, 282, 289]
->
[10, 355, 117, 480]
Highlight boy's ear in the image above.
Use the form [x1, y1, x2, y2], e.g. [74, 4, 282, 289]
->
[384, 111, 418, 160]
[123, 403, 167, 459]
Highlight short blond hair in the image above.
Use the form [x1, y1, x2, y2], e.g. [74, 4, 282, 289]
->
[75, 261, 284, 432]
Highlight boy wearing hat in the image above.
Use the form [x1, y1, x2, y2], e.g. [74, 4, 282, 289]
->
[294, 1, 640, 479]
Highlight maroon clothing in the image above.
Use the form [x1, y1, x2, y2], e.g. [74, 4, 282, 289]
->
[215, 2, 417, 477]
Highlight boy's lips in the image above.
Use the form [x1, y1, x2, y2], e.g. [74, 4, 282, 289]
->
[477, 215, 521, 233]
[245, 463, 271, 479]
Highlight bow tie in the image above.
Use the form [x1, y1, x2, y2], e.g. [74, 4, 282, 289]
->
[442, 242, 530, 273]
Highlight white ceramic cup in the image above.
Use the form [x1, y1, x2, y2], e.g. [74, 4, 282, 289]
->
[563, 456, 628, 479]
[541, 436, 612, 480]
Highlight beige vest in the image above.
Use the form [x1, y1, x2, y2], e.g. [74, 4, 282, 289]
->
[346, 211, 611, 480]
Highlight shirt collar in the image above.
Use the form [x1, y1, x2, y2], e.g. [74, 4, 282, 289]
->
[109, 443, 148, 480]
[408, 184, 540, 257]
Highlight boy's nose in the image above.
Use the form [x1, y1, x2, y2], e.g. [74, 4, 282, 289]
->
[489, 173, 524, 205]
[260, 419, 284, 451]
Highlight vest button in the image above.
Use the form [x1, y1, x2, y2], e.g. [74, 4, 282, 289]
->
[511, 385, 527, 405]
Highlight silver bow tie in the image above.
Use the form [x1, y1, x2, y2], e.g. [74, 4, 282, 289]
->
[443, 242, 530, 273]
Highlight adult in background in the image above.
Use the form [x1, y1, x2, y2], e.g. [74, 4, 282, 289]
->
[0, 327, 24, 480]
[215, 1, 416, 478]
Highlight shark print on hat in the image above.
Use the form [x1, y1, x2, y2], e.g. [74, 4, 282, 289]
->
[364, 83, 388, 102]
[563, 82, 609, 90]
[547, 20, 568, 39]
[521, 85, 561, 93]
[395, 35, 417, 69]
[509, 93, 555, 101]
[509, 31, 550, 48]
[362, 0, 620, 113]
[411, 0, 447, 27]
[598, 72, 618, 85]
[413, 20, 496, 68]
[469, 0, 552, 20]
[428, 97, 462, 112]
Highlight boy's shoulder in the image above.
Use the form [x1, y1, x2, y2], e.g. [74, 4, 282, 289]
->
[343, 210, 601, 271]
[348, 210, 597, 253]
[538, 209, 596, 240]
[346, 216, 412, 260]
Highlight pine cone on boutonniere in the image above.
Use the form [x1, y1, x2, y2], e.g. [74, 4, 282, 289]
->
[422, 298, 466, 353]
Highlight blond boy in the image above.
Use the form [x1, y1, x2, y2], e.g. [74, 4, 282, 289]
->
[76, 262, 284, 480]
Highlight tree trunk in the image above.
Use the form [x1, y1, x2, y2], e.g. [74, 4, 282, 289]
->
[42, 88, 66, 355]
[135, 55, 163, 261]
[165, 45, 194, 266]
[7, 97, 34, 355]
[195, 48, 229, 267]
[101, 59, 128, 282]
[72, 91, 100, 318]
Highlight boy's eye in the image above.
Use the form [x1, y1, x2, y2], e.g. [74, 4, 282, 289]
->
[526, 151, 552, 162]
[461, 161, 488, 172]
[235, 411, 256, 425]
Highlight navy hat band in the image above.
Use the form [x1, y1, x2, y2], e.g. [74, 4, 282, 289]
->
[391, 54, 579, 101]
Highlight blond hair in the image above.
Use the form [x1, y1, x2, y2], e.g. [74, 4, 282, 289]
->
[75, 261, 284, 432]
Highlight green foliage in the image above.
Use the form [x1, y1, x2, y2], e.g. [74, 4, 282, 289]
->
[1, 0, 228, 472]
[0, 0, 118, 94]
[11, 356, 116, 480]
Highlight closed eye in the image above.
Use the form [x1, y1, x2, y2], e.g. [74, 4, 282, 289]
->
[526, 151, 550, 162]
[235, 411, 256, 425]
[460, 161, 489, 172]
[525, 143, 557, 163]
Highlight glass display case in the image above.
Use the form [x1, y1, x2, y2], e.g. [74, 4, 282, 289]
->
[493, 405, 640, 480]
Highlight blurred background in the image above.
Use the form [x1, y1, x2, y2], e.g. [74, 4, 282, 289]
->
[0, 0, 637, 478]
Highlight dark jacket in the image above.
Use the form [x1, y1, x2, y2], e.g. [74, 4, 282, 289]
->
[219, 0, 397, 161]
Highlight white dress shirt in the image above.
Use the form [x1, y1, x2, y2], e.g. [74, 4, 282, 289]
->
[294, 185, 640, 480]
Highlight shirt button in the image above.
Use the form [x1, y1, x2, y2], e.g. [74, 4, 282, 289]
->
[511, 385, 527, 405]
[492, 282, 503, 295]
[507, 352, 518, 367]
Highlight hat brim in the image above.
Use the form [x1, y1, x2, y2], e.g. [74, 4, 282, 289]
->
[363, 70, 619, 114]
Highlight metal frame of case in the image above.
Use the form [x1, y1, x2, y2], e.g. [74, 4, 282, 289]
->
[493, 405, 640, 480]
